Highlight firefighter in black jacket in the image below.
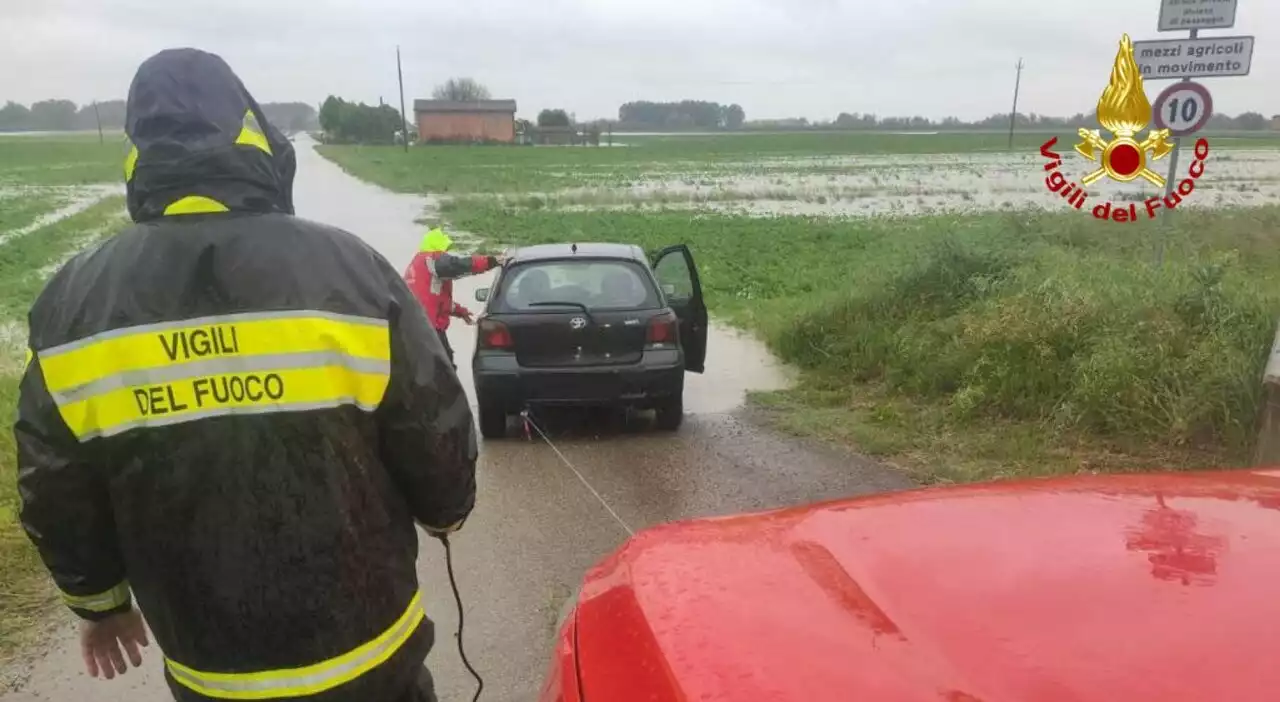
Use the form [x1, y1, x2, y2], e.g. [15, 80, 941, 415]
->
[14, 48, 475, 702]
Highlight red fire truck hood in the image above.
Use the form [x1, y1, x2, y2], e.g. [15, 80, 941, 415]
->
[568, 470, 1280, 702]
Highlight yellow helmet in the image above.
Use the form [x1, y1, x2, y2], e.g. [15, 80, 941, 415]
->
[420, 227, 452, 253]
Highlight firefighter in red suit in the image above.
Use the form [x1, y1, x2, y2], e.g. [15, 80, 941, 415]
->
[404, 227, 503, 367]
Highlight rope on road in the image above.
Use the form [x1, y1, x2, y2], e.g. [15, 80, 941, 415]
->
[520, 409, 636, 537]
[439, 534, 484, 702]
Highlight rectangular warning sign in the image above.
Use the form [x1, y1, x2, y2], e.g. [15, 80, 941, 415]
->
[1133, 36, 1254, 80]
[1158, 0, 1238, 31]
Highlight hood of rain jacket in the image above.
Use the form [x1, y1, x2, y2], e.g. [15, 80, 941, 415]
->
[124, 48, 296, 222]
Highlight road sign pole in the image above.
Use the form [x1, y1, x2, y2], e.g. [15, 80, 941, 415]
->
[1162, 28, 1197, 200]
[1156, 27, 1200, 267]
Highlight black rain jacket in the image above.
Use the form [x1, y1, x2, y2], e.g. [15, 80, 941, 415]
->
[15, 48, 476, 702]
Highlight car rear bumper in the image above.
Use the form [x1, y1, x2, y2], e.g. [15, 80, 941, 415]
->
[474, 349, 684, 411]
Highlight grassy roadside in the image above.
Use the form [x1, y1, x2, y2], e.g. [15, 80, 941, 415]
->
[444, 201, 1279, 483]
[0, 196, 128, 659]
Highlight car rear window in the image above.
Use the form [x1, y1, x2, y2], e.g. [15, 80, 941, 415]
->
[493, 259, 660, 312]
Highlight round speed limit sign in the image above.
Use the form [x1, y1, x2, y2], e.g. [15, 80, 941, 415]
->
[1152, 81, 1213, 137]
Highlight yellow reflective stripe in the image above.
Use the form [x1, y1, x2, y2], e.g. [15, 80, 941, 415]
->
[164, 196, 230, 216]
[24, 347, 32, 371]
[56, 363, 389, 440]
[235, 110, 273, 155]
[39, 312, 390, 394]
[62, 582, 130, 612]
[165, 592, 425, 700]
[124, 144, 139, 181]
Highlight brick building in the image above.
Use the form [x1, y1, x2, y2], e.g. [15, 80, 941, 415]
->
[414, 99, 517, 143]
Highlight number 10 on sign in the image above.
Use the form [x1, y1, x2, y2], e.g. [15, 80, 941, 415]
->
[1152, 81, 1214, 137]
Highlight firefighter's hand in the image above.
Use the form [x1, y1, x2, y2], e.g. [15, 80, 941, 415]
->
[457, 308, 474, 325]
[80, 610, 149, 680]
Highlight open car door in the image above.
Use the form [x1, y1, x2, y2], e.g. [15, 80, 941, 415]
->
[652, 244, 708, 373]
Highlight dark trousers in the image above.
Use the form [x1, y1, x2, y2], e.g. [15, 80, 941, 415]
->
[396, 667, 438, 702]
[436, 329, 455, 369]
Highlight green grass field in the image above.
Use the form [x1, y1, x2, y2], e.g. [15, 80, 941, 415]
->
[0, 193, 67, 235]
[0, 182, 128, 657]
[0, 133, 124, 186]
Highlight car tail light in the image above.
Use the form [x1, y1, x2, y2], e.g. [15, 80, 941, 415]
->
[647, 311, 678, 345]
[479, 319, 513, 350]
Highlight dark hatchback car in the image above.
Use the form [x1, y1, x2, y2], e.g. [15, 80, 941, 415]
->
[471, 242, 708, 438]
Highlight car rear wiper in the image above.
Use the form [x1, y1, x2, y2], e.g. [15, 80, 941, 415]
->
[528, 301, 594, 323]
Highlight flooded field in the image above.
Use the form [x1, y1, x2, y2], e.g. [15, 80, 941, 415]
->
[490, 149, 1280, 218]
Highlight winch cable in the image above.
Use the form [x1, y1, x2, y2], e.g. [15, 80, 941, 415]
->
[436, 533, 484, 702]
[436, 409, 632, 702]
[520, 408, 635, 537]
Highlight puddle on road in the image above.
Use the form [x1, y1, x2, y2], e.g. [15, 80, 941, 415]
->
[685, 325, 791, 414]
[291, 134, 439, 268]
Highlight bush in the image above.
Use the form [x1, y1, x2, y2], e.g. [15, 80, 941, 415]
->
[770, 244, 1274, 448]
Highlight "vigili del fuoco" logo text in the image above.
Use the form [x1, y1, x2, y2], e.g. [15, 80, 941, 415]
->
[1038, 34, 1210, 223]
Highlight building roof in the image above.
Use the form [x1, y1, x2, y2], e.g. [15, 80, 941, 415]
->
[413, 99, 517, 114]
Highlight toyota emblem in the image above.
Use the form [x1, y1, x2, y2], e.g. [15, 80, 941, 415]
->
[569, 316, 587, 330]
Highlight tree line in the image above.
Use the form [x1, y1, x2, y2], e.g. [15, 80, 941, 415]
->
[618, 101, 746, 130]
[318, 96, 405, 145]
[611, 101, 1275, 132]
[0, 99, 319, 133]
[814, 110, 1276, 132]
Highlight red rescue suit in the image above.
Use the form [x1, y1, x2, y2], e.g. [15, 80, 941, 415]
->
[404, 250, 499, 331]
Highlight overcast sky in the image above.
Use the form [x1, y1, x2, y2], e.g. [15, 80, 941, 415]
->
[1, 0, 1275, 122]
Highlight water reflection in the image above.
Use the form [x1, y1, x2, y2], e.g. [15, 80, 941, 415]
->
[1124, 493, 1226, 586]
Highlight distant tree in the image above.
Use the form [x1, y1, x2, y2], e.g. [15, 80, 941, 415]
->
[0, 101, 32, 131]
[537, 109, 571, 127]
[1235, 111, 1268, 131]
[317, 95, 401, 144]
[432, 78, 491, 102]
[618, 100, 745, 130]
[319, 95, 345, 135]
[72, 100, 126, 131]
[29, 99, 77, 131]
[725, 104, 746, 129]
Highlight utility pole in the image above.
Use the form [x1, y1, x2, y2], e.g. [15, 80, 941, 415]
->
[92, 101, 104, 144]
[1007, 58, 1024, 150]
[396, 46, 409, 153]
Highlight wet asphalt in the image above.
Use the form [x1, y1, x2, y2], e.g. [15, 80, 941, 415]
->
[0, 136, 912, 702]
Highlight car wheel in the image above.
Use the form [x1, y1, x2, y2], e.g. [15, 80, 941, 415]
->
[479, 402, 507, 439]
[654, 395, 684, 432]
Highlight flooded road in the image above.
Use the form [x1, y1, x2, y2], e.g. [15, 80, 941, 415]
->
[1, 136, 910, 702]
